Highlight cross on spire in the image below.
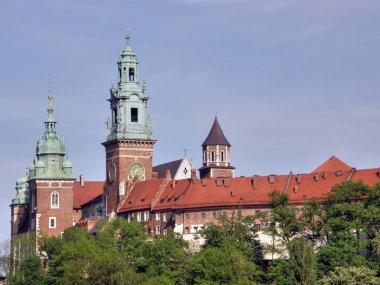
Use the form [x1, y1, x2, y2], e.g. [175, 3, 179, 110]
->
[125, 27, 131, 44]
[47, 81, 54, 111]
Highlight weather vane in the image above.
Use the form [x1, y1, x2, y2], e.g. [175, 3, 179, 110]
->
[125, 27, 131, 43]
[48, 81, 53, 100]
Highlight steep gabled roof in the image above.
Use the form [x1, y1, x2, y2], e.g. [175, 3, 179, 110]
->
[312, 156, 352, 173]
[153, 159, 182, 179]
[116, 167, 380, 213]
[73, 181, 104, 209]
[202, 117, 231, 147]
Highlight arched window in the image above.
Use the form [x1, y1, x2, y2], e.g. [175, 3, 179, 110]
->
[51, 192, 59, 208]
[221, 151, 224, 162]
[211, 151, 215, 162]
[122, 67, 126, 80]
[129, 68, 135, 81]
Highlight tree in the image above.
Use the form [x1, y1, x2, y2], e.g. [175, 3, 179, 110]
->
[8, 255, 46, 285]
[319, 266, 380, 285]
[192, 246, 258, 285]
[201, 211, 263, 266]
[0, 239, 10, 277]
[287, 238, 317, 285]
[136, 233, 190, 284]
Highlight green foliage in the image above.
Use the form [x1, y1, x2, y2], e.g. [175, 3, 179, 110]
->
[8, 255, 46, 285]
[192, 246, 258, 285]
[201, 211, 263, 266]
[319, 266, 380, 285]
[268, 259, 293, 285]
[288, 238, 317, 285]
[8, 181, 380, 284]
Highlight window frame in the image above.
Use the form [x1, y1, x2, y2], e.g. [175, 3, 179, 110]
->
[51, 191, 59, 209]
[49, 217, 56, 229]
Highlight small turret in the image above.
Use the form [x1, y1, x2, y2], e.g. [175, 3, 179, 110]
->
[199, 116, 235, 178]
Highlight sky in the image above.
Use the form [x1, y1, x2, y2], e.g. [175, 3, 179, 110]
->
[0, 0, 379, 241]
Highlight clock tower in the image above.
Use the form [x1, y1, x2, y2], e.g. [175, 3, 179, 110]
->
[103, 32, 156, 214]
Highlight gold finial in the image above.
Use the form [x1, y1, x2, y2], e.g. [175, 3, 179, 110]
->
[47, 82, 54, 110]
[125, 27, 131, 44]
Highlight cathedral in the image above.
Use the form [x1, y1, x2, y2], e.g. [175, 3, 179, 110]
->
[10, 33, 380, 250]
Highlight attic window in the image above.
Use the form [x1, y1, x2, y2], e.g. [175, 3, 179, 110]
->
[160, 199, 165, 204]
[131, 108, 138, 122]
[223, 178, 230, 187]
[174, 197, 179, 202]
[268, 175, 276, 183]
[141, 198, 145, 202]
[252, 176, 258, 189]
[335, 170, 343, 177]
[296, 174, 302, 183]
[216, 178, 223, 186]
[201, 179, 207, 187]
[167, 198, 172, 203]
[314, 173, 319, 181]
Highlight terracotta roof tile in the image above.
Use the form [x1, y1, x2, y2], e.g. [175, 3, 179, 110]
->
[73, 181, 104, 209]
[116, 166, 380, 213]
[312, 155, 352, 173]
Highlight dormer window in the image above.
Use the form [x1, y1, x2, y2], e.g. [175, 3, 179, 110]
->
[129, 68, 135, 81]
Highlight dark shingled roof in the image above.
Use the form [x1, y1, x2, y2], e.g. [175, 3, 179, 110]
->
[202, 117, 231, 147]
[153, 159, 182, 178]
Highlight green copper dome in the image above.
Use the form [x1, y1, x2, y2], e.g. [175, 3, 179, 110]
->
[30, 96, 73, 179]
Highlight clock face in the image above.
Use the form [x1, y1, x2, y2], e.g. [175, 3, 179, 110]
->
[108, 163, 116, 183]
[128, 162, 145, 180]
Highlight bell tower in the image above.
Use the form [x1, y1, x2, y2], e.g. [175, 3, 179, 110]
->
[103, 32, 156, 214]
[199, 116, 235, 178]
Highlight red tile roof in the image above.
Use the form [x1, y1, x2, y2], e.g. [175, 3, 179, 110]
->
[117, 162, 380, 213]
[73, 181, 104, 209]
[311, 155, 352, 173]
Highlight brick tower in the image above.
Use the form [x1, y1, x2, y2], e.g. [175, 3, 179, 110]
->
[11, 96, 76, 240]
[103, 32, 156, 214]
[199, 116, 235, 178]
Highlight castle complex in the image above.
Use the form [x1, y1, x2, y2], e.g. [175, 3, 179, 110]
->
[10, 34, 380, 250]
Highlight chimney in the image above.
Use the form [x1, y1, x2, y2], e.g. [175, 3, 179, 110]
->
[191, 168, 197, 182]
[171, 179, 176, 189]
[165, 169, 171, 181]
[152, 171, 158, 180]
[80, 174, 85, 188]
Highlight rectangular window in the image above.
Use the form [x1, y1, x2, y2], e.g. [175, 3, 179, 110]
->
[212, 212, 217, 219]
[185, 213, 190, 220]
[156, 226, 160, 235]
[163, 213, 166, 222]
[223, 211, 228, 217]
[194, 226, 199, 233]
[185, 227, 190, 234]
[49, 217, 56, 229]
[144, 212, 149, 222]
[137, 212, 141, 222]
[131, 108, 138, 122]
[255, 210, 261, 216]
[156, 212, 160, 221]
[201, 212, 206, 219]
[127, 213, 131, 222]
[163, 229, 167, 236]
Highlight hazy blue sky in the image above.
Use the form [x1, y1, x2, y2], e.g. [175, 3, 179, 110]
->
[1, 0, 380, 241]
